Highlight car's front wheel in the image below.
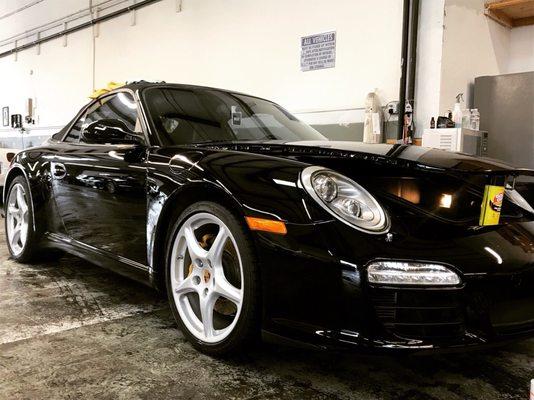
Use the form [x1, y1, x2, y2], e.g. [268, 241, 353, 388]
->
[165, 202, 259, 355]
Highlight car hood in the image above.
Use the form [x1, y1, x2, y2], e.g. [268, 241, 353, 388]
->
[192, 140, 534, 229]
[204, 140, 532, 176]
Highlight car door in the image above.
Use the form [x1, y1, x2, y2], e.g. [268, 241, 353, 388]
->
[50, 92, 148, 266]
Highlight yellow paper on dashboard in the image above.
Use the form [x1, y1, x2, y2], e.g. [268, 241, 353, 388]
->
[479, 184, 505, 226]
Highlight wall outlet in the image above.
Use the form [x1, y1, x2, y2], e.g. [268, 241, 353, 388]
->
[387, 101, 399, 115]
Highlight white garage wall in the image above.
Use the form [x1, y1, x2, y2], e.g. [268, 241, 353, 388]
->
[0, 0, 90, 40]
[413, 0, 534, 133]
[0, 29, 94, 129]
[439, 0, 511, 113]
[508, 25, 534, 74]
[0, 0, 403, 132]
[437, 0, 534, 114]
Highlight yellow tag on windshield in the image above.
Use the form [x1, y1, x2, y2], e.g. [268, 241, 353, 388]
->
[479, 185, 505, 226]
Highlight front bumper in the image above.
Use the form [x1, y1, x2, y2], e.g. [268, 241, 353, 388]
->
[362, 271, 534, 351]
[256, 220, 534, 352]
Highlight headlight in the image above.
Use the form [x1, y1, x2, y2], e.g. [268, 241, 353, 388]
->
[367, 261, 461, 286]
[301, 166, 389, 234]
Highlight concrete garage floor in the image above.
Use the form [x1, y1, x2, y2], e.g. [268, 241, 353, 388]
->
[0, 226, 533, 399]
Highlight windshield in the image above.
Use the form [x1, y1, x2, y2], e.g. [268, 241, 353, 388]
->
[144, 87, 326, 145]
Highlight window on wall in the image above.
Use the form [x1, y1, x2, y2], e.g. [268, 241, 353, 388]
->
[64, 92, 142, 143]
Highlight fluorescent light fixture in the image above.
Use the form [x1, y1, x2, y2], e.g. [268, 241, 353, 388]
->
[439, 193, 452, 208]
[367, 261, 460, 286]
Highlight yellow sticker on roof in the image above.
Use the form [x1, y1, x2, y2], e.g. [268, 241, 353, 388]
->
[89, 81, 125, 99]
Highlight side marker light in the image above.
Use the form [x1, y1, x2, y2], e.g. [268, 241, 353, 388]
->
[245, 217, 287, 235]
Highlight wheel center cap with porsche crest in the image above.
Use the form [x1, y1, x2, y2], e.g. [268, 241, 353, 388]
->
[203, 269, 211, 283]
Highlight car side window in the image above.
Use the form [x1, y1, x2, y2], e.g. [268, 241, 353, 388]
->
[65, 93, 143, 144]
[64, 116, 84, 142]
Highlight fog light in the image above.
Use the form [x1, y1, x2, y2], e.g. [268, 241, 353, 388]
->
[367, 261, 460, 286]
[439, 193, 452, 208]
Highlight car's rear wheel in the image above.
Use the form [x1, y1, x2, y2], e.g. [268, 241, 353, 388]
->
[106, 181, 116, 194]
[5, 176, 37, 262]
[165, 202, 259, 355]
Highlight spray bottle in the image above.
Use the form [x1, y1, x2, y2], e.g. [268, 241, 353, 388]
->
[452, 93, 464, 128]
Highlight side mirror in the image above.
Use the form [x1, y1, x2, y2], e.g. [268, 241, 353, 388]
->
[81, 119, 144, 145]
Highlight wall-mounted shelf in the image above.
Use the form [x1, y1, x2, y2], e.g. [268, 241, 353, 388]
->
[485, 0, 534, 28]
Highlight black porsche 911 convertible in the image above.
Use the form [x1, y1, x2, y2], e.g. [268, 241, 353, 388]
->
[4, 81, 534, 355]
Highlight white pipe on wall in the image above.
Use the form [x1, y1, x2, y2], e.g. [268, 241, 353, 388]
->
[0, 0, 44, 21]
[0, 0, 131, 50]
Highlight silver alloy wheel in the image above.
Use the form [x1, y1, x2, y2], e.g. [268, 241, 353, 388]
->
[170, 212, 244, 343]
[6, 183, 30, 256]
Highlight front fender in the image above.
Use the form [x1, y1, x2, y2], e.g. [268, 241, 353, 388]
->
[145, 147, 335, 289]
[194, 149, 328, 224]
[149, 147, 331, 225]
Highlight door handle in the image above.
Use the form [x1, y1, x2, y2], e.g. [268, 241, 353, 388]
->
[51, 162, 66, 179]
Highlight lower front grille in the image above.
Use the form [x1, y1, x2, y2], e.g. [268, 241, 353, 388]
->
[370, 286, 465, 341]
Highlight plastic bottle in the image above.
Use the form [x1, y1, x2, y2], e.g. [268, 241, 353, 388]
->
[452, 93, 463, 128]
[470, 109, 480, 130]
[362, 92, 383, 143]
[462, 109, 471, 128]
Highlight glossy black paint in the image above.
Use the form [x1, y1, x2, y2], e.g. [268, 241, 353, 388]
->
[51, 143, 147, 264]
[4, 82, 534, 352]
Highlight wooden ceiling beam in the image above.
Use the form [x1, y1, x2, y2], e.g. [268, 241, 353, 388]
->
[485, 8, 514, 27]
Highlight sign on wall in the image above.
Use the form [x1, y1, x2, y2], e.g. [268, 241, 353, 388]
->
[300, 31, 336, 72]
[2, 107, 8, 127]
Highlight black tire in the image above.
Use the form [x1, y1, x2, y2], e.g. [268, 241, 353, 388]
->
[106, 181, 116, 194]
[4, 176, 39, 262]
[165, 201, 260, 356]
